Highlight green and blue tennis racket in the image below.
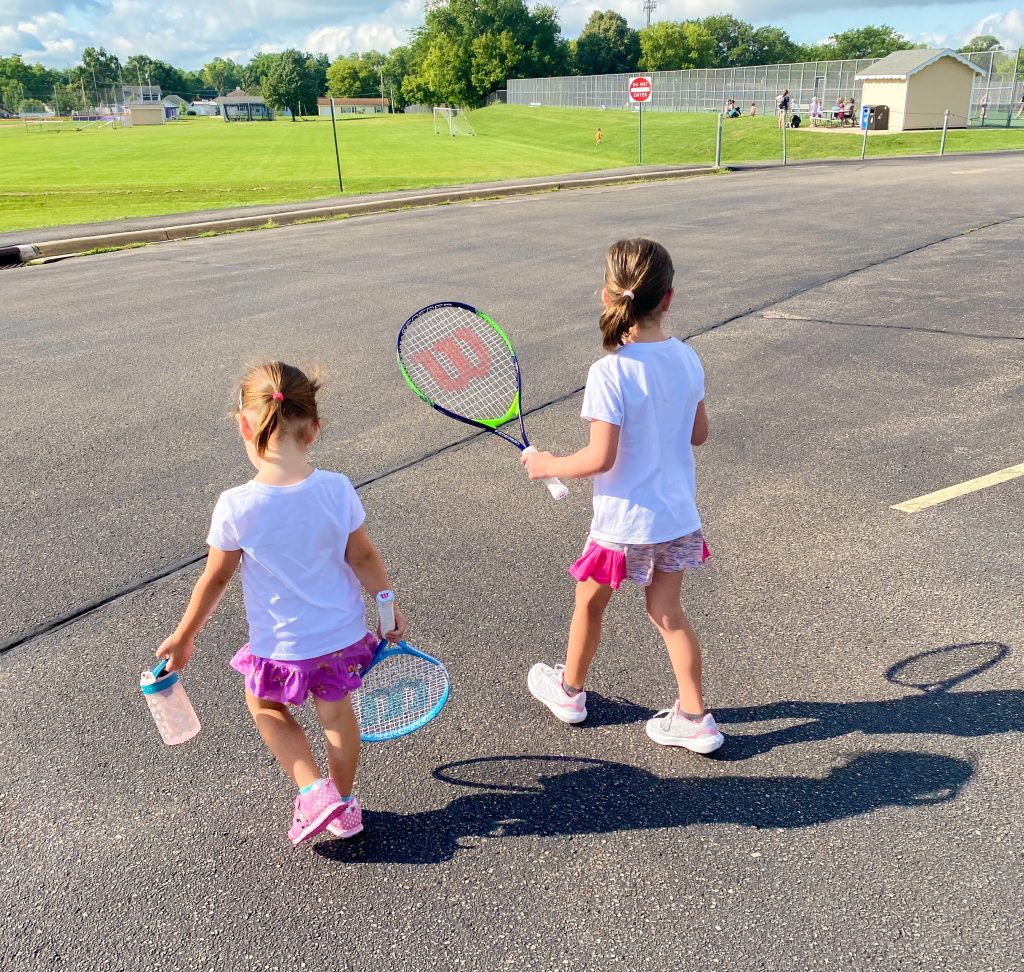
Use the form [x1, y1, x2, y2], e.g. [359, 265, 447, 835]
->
[396, 301, 569, 501]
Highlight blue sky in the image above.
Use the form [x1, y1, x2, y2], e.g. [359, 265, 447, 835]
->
[2, 2, 1022, 69]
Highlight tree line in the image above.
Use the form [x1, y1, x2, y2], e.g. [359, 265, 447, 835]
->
[0, 3, 1014, 117]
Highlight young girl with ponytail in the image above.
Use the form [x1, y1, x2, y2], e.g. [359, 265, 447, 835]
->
[521, 238, 723, 753]
[157, 361, 406, 844]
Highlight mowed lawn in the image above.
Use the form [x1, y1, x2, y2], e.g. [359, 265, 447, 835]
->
[2, 105, 1022, 232]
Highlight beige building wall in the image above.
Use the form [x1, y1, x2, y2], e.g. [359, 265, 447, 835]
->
[860, 80, 908, 130]
[904, 60, 976, 129]
[128, 104, 166, 126]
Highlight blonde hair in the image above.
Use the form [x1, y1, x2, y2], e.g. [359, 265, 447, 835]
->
[599, 238, 674, 351]
[237, 361, 321, 457]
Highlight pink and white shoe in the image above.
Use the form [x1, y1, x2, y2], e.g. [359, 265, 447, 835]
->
[287, 779, 347, 845]
[326, 797, 363, 839]
[528, 663, 587, 724]
[645, 705, 724, 754]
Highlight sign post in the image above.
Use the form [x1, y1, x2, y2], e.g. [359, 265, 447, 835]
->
[628, 76, 652, 164]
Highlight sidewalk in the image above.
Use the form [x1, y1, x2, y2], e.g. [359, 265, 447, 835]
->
[0, 164, 714, 260]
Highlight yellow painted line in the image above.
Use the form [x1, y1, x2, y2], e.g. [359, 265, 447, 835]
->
[892, 462, 1024, 513]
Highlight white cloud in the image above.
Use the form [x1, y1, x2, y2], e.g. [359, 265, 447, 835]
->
[3, 0, 1022, 70]
[965, 9, 1024, 46]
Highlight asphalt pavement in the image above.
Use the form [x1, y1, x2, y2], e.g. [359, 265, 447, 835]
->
[1, 155, 1022, 971]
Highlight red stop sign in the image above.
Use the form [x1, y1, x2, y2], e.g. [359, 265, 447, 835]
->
[629, 77, 652, 103]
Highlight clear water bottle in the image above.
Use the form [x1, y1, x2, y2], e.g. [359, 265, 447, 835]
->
[140, 659, 201, 745]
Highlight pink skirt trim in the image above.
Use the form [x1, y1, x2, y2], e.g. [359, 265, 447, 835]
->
[569, 542, 629, 589]
[230, 633, 377, 706]
[569, 532, 710, 590]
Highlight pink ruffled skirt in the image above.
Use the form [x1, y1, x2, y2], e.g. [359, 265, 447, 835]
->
[230, 632, 377, 706]
[569, 530, 710, 590]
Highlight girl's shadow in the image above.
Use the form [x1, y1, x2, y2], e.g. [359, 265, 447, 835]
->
[315, 749, 972, 865]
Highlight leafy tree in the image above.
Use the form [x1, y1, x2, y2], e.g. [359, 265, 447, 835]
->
[327, 51, 386, 98]
[261, 49, 321, 118]
[201, 57, 241, 95]
[241, 52, 279, 95]
[827, 25, 912, 60]
[959, 35, 1002, 53]
[575, 10, 640, 75]
[51, 82, 83, 114]
[404, 0, 568, 105]
[383, 46, 415, 110]
[639, 21, 715, 71]
[698, 14, 755, 67]
[124, 55, 186, 95]
[0, 79, 24, 112]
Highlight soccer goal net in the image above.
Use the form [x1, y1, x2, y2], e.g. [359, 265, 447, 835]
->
[433, 106, 476, 137]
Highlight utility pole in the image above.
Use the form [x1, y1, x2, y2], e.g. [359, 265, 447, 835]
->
[643, 0, 656, 27]
[378, 64, 385, 113]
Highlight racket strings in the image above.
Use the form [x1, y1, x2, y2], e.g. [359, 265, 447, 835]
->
[398, 306, 519, 422]
[353, 652, 449, 737]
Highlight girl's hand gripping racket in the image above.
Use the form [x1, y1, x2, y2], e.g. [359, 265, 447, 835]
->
[351, 591, 450, 742]
[397, 301, 569, 500]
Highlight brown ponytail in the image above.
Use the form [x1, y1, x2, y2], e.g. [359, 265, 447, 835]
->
[237, 361, 321, 457]
[599, 238, 674, 351]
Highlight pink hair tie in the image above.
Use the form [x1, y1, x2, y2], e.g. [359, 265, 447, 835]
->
[272, 391, 284, 402]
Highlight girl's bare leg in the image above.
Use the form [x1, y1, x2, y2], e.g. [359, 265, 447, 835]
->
[563, 579, 614, 690]
[314, 694, 360, 797]
[245, 690, 320, 789]
[644, 569, 705, 715]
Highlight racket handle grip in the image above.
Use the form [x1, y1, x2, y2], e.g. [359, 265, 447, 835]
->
[376, 590, 396, 636]
[522, 446, 569, 501]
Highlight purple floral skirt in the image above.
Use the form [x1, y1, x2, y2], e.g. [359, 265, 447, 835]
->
[230, 632, 377, 706]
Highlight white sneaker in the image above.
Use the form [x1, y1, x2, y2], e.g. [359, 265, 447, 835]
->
[528, 663, 587, 724]
[645, 705, 724, 753]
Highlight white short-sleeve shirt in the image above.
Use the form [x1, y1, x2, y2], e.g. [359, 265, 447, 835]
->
[206, 469, 368, 661]
[581, 338, 704, 545]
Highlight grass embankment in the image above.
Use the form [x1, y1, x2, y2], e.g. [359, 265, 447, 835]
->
[1, 106, 1021, 232]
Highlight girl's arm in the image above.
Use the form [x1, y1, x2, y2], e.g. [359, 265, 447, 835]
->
[345, 526, 407, 642]
[156, 547, 242, 672]
[691, 400, 709, 446]
[522, 420, 620, 481]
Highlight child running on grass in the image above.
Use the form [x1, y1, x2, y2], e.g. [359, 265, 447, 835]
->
[157, 361, 406, 844]
[521, 238, 723, 754]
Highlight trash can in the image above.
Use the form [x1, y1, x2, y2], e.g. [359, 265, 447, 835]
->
[869, 105, 889, 131]
[860, 105, 873, 130]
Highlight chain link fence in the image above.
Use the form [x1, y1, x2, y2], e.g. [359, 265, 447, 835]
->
[509, 50, 1024, 128]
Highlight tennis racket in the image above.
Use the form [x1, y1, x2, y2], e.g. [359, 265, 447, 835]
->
[397, 301, 569, 500]
[351, 590, 450, 742]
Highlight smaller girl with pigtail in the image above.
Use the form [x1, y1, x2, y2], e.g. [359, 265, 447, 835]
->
[157, 361, 406, 844]
[522, 238, 723, 753]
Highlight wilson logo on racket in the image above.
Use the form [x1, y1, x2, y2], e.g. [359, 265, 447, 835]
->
[409, 327, 492, 393]
[396, 300, 569, 501]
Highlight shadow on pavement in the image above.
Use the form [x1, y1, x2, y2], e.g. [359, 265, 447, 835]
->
[314, 750, 972, 865]
[715, 642, 1018, 761]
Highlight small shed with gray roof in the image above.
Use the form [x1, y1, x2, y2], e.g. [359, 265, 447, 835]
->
[855, 48, 985, 132]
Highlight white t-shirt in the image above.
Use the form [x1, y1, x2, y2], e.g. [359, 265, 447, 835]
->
[581, 338, 704, 545]
[206, 469, 368, 661]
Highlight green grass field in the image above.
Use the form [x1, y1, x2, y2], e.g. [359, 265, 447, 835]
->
[2, 105, 1022, 233]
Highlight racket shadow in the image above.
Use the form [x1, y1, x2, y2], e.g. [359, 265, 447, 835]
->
[312, 751, 972, 866]
[713, 641, 1017, 762]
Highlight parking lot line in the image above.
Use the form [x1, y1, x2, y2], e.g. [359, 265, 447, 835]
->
[891, 462, 1024, 513]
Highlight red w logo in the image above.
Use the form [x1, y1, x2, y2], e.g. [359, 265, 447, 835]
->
[410, 327, 492, 393]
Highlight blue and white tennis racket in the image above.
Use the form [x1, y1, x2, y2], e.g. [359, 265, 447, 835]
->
[397, 301, 568, 501]
[352, 591, 449, 742]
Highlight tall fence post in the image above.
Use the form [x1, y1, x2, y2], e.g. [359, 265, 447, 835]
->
[329, 97, 343, 193]
[1009, 49, 1021, 128]
[939, 108, 949, 156]
[782, 110, 787, 166]
[715, 112, 723, 167]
